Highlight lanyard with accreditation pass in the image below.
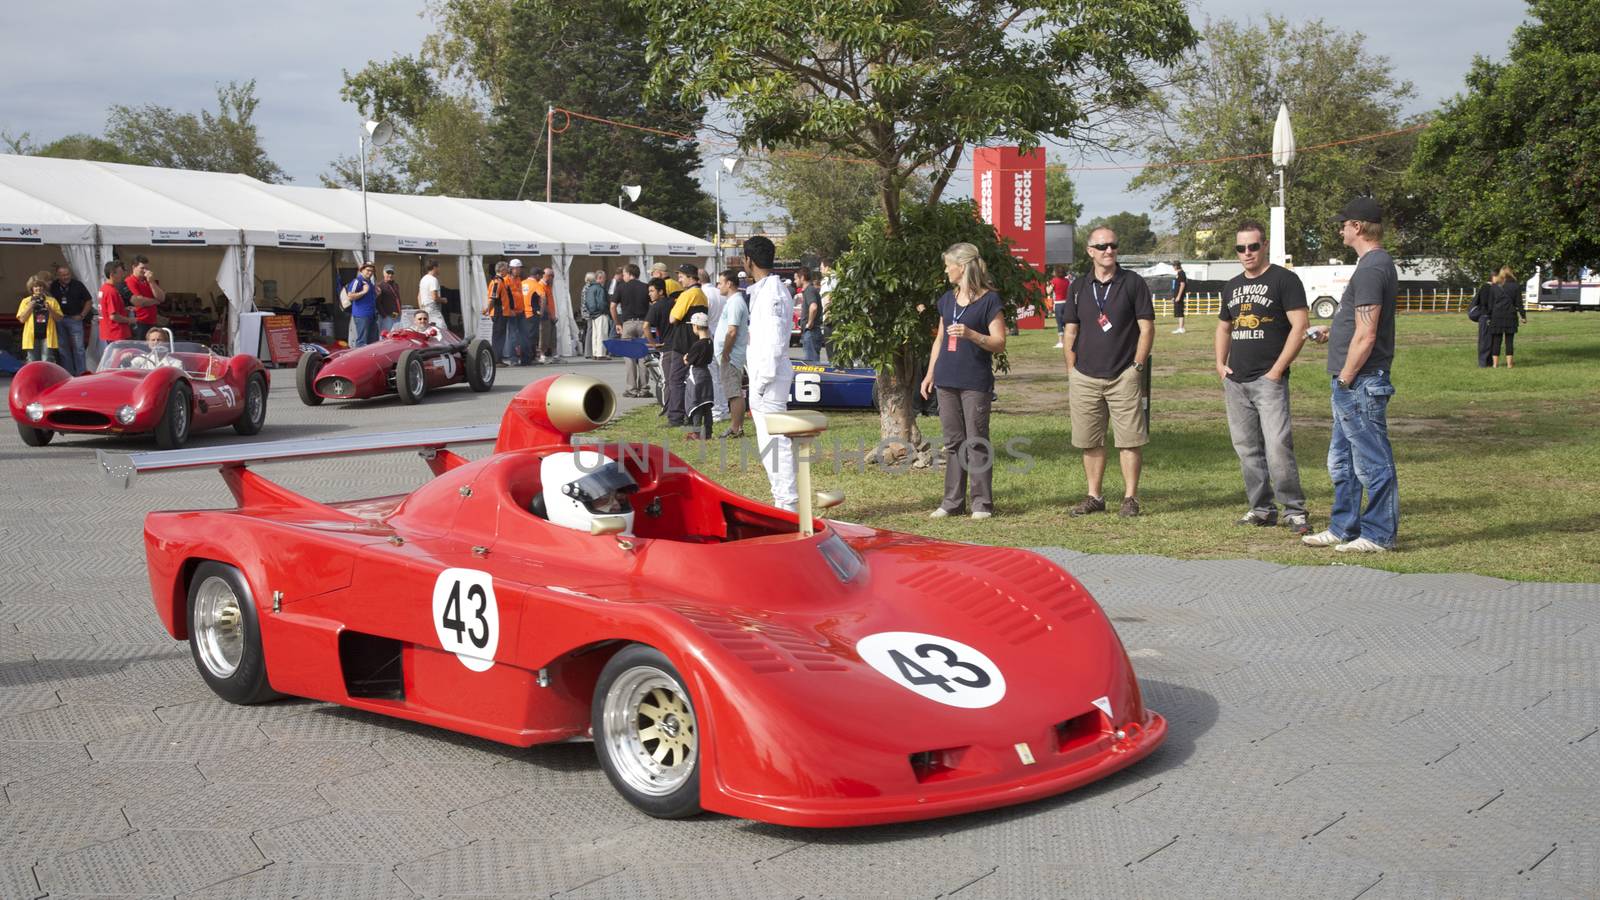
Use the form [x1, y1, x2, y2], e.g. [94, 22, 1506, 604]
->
[1092, 280, 1114, 332]
[948, 298, 969, 351]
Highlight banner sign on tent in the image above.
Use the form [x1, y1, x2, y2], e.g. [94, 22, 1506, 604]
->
[262, 315, 302, 365]
[0, 224, 44, 245]
[276, 231, 327, 249]
[666, 244, 698, 256]
[150, 227, 207, 245]
[588, 242, 621, 256]
[397, 237, 441, 253]
[501, 241, 554, 256]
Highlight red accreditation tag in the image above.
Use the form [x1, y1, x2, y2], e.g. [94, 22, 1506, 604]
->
[947, 333, 959, 352]
[1098, 313, 1113, 333]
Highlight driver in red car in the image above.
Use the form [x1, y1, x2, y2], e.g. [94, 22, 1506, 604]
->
[531, 450, 639, 534]
[128, 327, 182, 369]
[406, 310, 441, 339]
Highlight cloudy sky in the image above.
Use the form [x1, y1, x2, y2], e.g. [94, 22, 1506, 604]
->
[1, 1, 1529, 233]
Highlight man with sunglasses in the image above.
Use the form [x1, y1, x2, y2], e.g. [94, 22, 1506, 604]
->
[1062, 227, 1155, 517]
[1302, 197, 1400, 553]
[1216, 222, 1310, 535]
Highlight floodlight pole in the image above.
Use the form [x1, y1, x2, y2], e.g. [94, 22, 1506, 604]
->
[358, 133, 370, 263]
[546, 105, 554, 203]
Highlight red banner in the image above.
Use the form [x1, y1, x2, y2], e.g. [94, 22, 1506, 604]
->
[263, 315, 301, 365]
[973, 147, 1046, 273]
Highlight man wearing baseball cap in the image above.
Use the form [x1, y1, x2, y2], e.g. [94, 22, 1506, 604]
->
[376, 264, 402, 336]
[1302, 196, 1400, 553]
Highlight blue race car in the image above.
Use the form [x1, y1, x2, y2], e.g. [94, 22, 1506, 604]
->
[789, 363, 937, 415]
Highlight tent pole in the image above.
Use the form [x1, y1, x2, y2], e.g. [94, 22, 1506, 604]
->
[545, 105, 554, 203]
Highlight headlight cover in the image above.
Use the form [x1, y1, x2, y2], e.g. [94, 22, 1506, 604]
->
[116, 405, 137, 425]
[25, 402, 44, 422]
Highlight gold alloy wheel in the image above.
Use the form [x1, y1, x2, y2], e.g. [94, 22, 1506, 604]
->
[602, 666, 698, 797]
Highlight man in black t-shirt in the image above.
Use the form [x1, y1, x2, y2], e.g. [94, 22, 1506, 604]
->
[1216, 221, 1311, 535]
[1062, 226, 1155, 517]
[49, 264, 94, 375]
[612, 264, 653, 397]
[1171, 262, 1188, 334]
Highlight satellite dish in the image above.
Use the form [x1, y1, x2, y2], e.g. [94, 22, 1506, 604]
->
[364, 120, 395, 148]
[721, 156, 743, 175]
[623, 185, 642, 203]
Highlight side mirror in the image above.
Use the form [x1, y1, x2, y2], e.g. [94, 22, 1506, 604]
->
[589, 515, 628, 536]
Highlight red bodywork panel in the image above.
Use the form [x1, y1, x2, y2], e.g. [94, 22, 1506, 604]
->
[308, 328, 472, 400]
[140, 378, 1165, 827]
[8, 353, 265, 439]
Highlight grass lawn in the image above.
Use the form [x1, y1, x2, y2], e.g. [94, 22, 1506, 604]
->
[592, 312, 1600, 583]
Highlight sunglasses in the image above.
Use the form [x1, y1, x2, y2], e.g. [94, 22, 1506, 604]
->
[1089, 242, 1119, 252]
[1234, 242, 1262, 253]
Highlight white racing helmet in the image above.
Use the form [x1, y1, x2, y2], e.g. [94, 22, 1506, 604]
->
[537, 450, 638, 533]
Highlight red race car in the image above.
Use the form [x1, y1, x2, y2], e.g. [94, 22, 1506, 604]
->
[105, 374, 1165, 827]
[11, 336, 268, 449]
[296, 324, 494, 406]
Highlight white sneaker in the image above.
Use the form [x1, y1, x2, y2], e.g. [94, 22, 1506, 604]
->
[971, 510, 992, 520]
[1053, 341, 1064, 349]
[1301, 529, 1343, 547]
[929, 508, 951, 519]
[1335, 538, 1389, 553]
[1171, 327, 1186, 334]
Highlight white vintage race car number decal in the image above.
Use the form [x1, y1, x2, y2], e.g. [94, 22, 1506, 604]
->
[856, 632, 1006, 708]
[432, 568, 499, 671]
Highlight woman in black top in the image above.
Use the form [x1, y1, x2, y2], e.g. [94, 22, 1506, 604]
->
[1485, 266, 1526, 368]
[920, 242, 1007, 519]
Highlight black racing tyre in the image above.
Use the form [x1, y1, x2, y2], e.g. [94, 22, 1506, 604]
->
[296, 352, 324, 406]
[186, 561, 281, 705]
[592, 644, 702, 819]
[154, 382, 192, 450]
[1312, 296, 1338, 320]
[466, 339, 495, 392]
[17, 421, 54, 446]
[233, 373, 267, 435]
[397, 349, 427, 404]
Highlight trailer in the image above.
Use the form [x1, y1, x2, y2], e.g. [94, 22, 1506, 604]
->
[1526, 268, 1600, 311]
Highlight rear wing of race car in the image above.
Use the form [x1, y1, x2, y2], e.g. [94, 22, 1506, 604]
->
[97, 424, 500, 490]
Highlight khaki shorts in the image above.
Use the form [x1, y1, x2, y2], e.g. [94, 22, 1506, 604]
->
[718, 361, 745, 400]
[1069, 366, 1148, 449]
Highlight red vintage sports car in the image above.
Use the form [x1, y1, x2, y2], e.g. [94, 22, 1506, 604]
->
[11, 337, 268, 448]
[296, 324, 494, 406]
[103, 374, 1165, 827]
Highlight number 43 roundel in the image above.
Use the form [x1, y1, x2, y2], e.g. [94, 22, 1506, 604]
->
[432, 568, 500, 672]
[856, 632, 1006, 708]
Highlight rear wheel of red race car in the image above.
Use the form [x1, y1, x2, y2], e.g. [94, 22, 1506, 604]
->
[186, 561, 281, 705]
[16, 421, 54, 446]
[593, 644, 702, 819]
[397, 349, 427, 404]
[295, 351, 324, 406]
[466, 338, 495, 392]
[233, 373, 267, 435]
[154, 382, 192, 450]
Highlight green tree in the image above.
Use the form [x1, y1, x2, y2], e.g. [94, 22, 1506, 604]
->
[745, 149, 928, 261]
[1084, 211, 1157, 254]
[1408, 0, 1600, 278]
[332, 54, 488, 195]
[105, 81, 287, 182]
[1130, 16, 1417, 263]
[633, 0, 1197, 451]
[1044, 164, 1083, 226]
[32, 134, 135, 164]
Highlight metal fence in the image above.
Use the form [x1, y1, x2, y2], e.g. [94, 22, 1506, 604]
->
[1154, 290, 1542, 317]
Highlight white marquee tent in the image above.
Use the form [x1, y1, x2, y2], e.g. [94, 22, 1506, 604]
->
[0, 154, 713, 359]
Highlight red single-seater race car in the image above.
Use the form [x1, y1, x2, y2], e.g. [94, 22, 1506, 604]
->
[104, 374, 1165, 827]
[296, 324, 495, 406]
[10, 338, 268, 449]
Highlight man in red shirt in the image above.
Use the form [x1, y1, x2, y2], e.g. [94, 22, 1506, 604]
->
[1050, 265, 1073, 349]
[99, 260, 136, 344]
[125, 255, 165, 338]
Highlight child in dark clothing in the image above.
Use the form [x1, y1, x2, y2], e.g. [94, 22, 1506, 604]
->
[683, 311, 715, 439]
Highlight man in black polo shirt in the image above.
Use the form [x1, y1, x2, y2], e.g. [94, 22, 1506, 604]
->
[1062, 226, 1155, 517]
[611, 264, 652, 397]
[49, 263, 94, 375]
[1215, 220, 1311, 535]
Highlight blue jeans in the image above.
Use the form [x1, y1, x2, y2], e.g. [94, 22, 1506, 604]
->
[523, 317, 541, 363]
[801, 330, 821, 363]
[1327, 371, 1399, 547]
[352, 315, 379, 347]
[58, 317, 86, 374]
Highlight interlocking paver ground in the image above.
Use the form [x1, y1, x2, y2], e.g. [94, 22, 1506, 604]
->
[3, 359, 1596, 898]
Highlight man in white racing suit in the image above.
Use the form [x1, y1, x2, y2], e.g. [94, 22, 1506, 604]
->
[742, 236, 797, 511]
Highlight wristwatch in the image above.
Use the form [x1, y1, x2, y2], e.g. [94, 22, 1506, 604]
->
[1133, 361, 1145, 372]
[1337, 377, 1353, 390]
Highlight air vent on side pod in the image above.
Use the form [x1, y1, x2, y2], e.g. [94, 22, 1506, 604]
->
[898, 566, 1056, 645]
[942, 547, 1096, 624]
[668, 605, 848, 674]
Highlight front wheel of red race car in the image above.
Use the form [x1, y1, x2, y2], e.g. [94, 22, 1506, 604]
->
[233, 373, 267, 435]
[396, 349, 428, 404]
[593, 644, 702, 819]
[186, 561, 281, 705]
[465, 338, 495, 392]
[154, 382, 192, 450]
[16, 421, 54, 446]
[295, 351, 324, 406]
